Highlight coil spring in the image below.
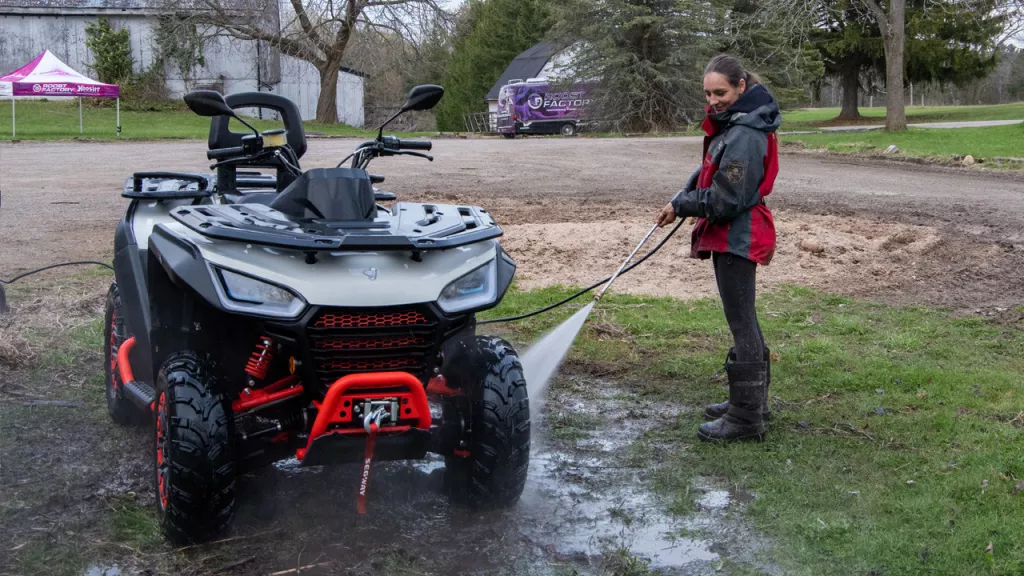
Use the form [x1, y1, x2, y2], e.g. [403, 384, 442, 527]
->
[245, 337, 274, 380]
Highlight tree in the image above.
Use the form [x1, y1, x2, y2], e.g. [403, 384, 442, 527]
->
[858, 0, 907, 130]
[85, 18, 135, 85]
[752, 0, 1009, 129]
[551, 0, 724, 132]
[186, 0, 445, 123]
[434, 0, 553, 131]
[727, 0, 826, 109]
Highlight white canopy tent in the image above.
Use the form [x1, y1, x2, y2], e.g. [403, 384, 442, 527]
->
[1, 50, 121, 137]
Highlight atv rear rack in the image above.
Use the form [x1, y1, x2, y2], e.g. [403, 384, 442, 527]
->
[169, 202, 502, 252]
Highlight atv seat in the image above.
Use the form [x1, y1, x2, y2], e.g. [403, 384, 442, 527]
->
[269, 167, 377, 221]
[238, 192, 278, 205]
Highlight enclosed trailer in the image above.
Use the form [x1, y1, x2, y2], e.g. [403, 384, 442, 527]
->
[495, 79, 596, 137]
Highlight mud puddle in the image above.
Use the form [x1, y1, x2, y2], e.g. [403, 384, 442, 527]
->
[216, 374, 767, 576]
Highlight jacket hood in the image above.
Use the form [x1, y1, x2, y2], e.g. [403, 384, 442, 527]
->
[704, 84, 781, 134]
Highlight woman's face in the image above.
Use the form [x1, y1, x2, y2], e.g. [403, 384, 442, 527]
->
[704, 72, 745, 113]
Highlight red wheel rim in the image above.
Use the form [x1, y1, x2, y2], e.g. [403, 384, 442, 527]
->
[155, 391, 169, 511]
[109, 310, 120, 391]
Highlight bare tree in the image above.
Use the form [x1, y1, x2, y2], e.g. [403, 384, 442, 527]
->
[859, 0, 906, 130]
[188, 0, 445, 123]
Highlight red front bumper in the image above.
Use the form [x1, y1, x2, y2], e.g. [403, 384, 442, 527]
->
[295, 372, 432, 462]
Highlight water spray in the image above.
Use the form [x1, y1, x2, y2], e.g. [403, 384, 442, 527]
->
[522, 224, 662, 399]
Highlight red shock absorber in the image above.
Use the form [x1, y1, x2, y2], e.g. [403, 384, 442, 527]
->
[245, 336, 274, 381]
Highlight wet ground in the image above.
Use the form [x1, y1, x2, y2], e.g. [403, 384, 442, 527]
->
[0, 324, 774, 576]
[3, 136, 1024, 574]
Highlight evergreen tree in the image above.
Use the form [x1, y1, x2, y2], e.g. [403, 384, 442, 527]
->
[551, 0, 724, 132]
[434, 0, 554, 131]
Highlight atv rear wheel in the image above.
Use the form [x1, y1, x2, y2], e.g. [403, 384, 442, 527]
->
[443, 336, 530, 508]
[104, 283, 143, 425]
[154, 352, 236, 544]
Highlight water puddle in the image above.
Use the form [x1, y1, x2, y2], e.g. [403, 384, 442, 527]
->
[218, 375, 766, 574]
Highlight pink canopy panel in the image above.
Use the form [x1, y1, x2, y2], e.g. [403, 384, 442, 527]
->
[2, 50, 121, 137]
[0, 50, 119, 98]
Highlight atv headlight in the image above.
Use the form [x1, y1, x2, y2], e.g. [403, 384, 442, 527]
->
[216, 268, 305, 318]
[437, 260, 497, 314]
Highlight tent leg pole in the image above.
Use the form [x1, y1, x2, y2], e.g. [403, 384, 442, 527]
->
[11, 98, 14, 139]
[79, 97, 83, 134]
[116, 98, 120, 138]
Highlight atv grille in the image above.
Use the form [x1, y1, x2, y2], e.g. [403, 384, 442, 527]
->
[314, 335, 427, 350]
[307, 307, 439, 385]
[318, 357, 419, 371]
[313, 311, 429, 329]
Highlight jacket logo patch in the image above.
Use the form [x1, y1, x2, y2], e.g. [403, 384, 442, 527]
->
[725, 160, 745, 184]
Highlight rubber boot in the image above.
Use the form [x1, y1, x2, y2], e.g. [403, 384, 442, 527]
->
[703, 347, 771, 421]
[698, 360, 767, 442]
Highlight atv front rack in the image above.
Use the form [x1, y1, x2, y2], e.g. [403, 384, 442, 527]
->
[169, 202, 502, 252]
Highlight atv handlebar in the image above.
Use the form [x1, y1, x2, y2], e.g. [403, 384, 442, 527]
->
[397, 139, 432, 151]
[381, 136, 431, 152]
[208, 146, 245, 160]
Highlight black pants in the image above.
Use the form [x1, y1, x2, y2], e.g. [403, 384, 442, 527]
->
[712, 252, 764, 363]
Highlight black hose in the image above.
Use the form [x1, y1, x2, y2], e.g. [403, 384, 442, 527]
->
[479, 220, 685, 325]
[0, 261, 114, 285]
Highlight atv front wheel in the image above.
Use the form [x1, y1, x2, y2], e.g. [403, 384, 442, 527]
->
[154, 352, 236, 544]
[444, 336, 530, 508]
[103, 283, 143, 425]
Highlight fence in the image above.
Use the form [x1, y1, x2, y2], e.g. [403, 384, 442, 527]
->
[463, 111, 497, 133]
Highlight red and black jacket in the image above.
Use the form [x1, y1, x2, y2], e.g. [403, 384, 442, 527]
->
[671, 83, 780, 265]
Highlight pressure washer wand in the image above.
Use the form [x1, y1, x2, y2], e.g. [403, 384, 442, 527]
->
[595, 224, 660, 302]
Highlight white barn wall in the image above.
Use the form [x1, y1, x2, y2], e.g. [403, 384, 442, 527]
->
[0, 11, 364, 125]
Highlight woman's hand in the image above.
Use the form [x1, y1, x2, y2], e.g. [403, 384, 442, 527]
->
[655, 203, 677, 227]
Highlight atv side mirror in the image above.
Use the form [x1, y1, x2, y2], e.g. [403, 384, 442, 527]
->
[401, 85, 445, 112]
[184, 90, 236, 118]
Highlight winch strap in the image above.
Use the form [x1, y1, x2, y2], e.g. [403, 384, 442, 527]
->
[357, 422, 378, 514]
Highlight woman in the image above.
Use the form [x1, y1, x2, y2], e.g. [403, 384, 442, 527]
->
[655, 54, 780, 443]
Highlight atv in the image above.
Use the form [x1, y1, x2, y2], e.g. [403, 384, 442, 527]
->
[104, 85, 530, 544]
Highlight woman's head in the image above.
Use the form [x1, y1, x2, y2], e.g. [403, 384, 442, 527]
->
[703, 54, 761, 113]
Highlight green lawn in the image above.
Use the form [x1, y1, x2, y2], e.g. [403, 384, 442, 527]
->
[783, 102, 1024, 128]
[783, 123, 1024, 162]
[0, 100, 426, 141]
[482, 285, 1024, 575]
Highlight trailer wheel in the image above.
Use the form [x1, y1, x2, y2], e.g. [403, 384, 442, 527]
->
[154, 351, 235, 544]
[502, 133, 516, 139]
[443, 336, 530, 508]
[104, 283, 143, 425]
[560, 123, 577, 137]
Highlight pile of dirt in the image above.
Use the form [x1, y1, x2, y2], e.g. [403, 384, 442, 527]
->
[501, 210, 951, 301]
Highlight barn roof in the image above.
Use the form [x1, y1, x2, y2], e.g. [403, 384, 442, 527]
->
[484, 41, 555, 102]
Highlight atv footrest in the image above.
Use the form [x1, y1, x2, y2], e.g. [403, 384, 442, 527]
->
[123, 380, 156, 412]
[299, 428, 431, 466]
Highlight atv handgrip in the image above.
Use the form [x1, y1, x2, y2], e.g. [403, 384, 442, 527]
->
[398, 139, 432, 151]
[207, 146, 246, 160]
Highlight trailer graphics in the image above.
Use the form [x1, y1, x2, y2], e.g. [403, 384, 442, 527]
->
[496, 80, 596, 137]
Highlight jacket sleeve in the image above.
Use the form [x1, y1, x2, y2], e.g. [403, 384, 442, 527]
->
[671, 127, 767, 224]
[683, 167, 701, 192]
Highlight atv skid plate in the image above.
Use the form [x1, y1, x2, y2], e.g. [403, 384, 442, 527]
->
[296, 372, 433, 467]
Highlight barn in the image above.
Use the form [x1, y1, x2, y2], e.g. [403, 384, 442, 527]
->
[0, 0, 365, 125]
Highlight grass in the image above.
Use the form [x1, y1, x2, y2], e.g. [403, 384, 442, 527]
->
[782, 102, 1024, 128]
[0, 100, 429, 141]
[482, 285, 1024, 575]
[783, 123, 1024, 163]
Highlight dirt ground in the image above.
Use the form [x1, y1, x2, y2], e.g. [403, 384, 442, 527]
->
[2, 136, 1023, 575]
[3, 137, 1023, 311]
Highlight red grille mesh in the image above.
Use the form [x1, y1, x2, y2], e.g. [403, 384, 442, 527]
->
[314, 311, 429, 329]
[318, 357, 417, 371]
[315, 335, 426, 350]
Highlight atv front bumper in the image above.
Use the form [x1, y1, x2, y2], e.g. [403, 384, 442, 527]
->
[295, 372, 433, 466]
